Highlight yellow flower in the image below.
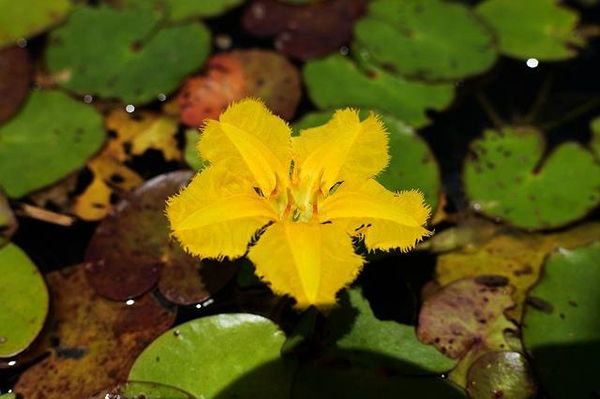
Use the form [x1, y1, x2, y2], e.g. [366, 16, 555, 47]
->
[167, 99, 431, 308]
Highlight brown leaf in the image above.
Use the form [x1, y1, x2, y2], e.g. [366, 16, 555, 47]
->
[85, 171, 236, 303]
[0, 191, 17, 243]
[0, 46, 31, 123]
[14, 266, 176, 399]
[242, 0, 367, 60]
[177, 49, 301, 127]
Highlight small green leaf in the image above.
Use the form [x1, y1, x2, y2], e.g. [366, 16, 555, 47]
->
[329, 289, 456, 374]
[91, 381, 196, 399]
[590, 116, 600, 160]
[184, 129, 208, 171]
[46, 6, 210, 104]
[0, 243, 49, 358]
[464, 127, 600, 230]
[523, 242, 600, 399]
[477, 0, 582, 60]
[164, 0, 245, 20]
[303, 55, 454, 128]
[129, 314, 295, 399]
[355, 0, 496, 81]
[0, 0, 71, 48]
[0, 90, 105, 198]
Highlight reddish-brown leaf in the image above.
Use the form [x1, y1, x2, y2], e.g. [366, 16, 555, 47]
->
[0, 46, 32, 123]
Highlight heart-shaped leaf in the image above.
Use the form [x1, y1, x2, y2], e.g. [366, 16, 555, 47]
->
[0, 90, 105, 198]
[464, 127, 600, 230]
[0, 243, 48, 358]
[476, 0, 583, 60]
[0, 0, 71, 48]
[303, 55, 454, 128]
[46, 6, 210, 104]
[129, 314, 295, 399]
[354, 0, 497, 81]
[523, 242, 600, 399]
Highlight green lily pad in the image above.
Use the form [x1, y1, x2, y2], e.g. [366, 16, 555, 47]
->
[0, 394, 16, 399]
[164, 0, 245, 20]
[0, 0, 71, 48]
[46, 6, 210, 104]
[303, 55, 454, 128]
[466, 351, 536, 399]
[591, 116, 600, 159]
[476, 0, 582, 60]
[0, 243, 48, 358]
[0, 90, 105, 198]
[129, 314, 295, 399]
[463, 127, 600, 230]
[295, 111, 441, 212]
[354, 0, 496, 81]
[293, 355, 466, 399]
[328, 289, 456, 373]
[523, 243, 600, 399]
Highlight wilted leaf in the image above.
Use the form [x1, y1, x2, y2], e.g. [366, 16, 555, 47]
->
[242, 0, 367, 60]
[303, 55, 454, 128]
[129, 314, 295, 399]
[523, 242, 600, 399]
[355, 0, 497, 81]
[178, 49, 301, 126]
[105, 109, 181, 162]
[0, 46, 31, 123]
[327, 289, 456, 374]
[466, 351, 536, 399]
[14, 266, 176, 399]
[417, 277, 515, 360]
[0, 0, 71, 48]
[464, 127, 600, 230]
[89, 381, 195, 399]
[85, 171, 235, 304]
[477, 0, 583, 60]
[0, 243, 48, 358]
[295, 111, 441, 213]
[436, 223, 600, 319]
[0, 90, 105, 198]
[46, 5, 210, 104]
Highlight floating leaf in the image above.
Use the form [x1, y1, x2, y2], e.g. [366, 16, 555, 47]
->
[184, 129, 208, 170]
[129, 314, 295, 399]
[464, 127, 600, 230]
[85, 171, 235, 304]
[466, 351, 536, 399]
[293, 354, 466, 399]
[303, 55, 454, 128]
[0, 46, 31, 123]
[523, 242, 600, 399]
[437, 223, 600, 319]
[0, 90, 105, 198]
[14, 266, 176, 398]
[417, 277, 515, 360]
[0, 0, 71, 48]
[476, 0, 582, 60]
[591, 116, 600, 159]
[295, 111, 441, 212]
[90, 381, 195, 399]
[242, 0, 367, 60]
[354, 0, 496, 81]
[105, 109, 181, 162]
[46, 6, 210, 104]
[164, 0, 245, 20]
[178, 49, 301, 126]
[328, 289, 456, 374]
[0, 243, 48, 358]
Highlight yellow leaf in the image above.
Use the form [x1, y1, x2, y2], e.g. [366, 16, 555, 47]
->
[199, 99, 292, 195]
[319, 179, 431, 252]
[72, 157, 143, 221]
[105, 109, 181, 162]
[167, 166, 278, 260]
[248, 220, 364, 308]
[293, 109, 389, 194]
